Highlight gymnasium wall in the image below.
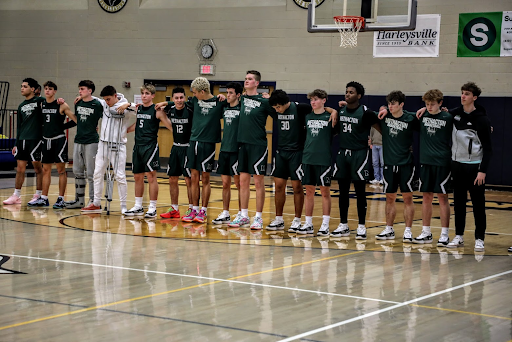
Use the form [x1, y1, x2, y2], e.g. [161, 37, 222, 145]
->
[0, 0, 510, 184]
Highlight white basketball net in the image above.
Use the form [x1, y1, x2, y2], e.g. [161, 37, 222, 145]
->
[334, 17, 364, 48]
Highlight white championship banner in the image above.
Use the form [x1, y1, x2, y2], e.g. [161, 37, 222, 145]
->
[373, 14, 441, 58]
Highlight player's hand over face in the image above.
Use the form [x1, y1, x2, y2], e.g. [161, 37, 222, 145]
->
[338, 100, 347, 107]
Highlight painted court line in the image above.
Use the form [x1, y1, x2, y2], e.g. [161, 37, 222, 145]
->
[9, 253, 398, 305]
[278, 269, 512, 342]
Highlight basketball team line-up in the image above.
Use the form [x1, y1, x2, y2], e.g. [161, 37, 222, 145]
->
[6, 73, 505, 254]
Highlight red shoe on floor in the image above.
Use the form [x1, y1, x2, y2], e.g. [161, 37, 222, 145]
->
[160, 208, 180, 219]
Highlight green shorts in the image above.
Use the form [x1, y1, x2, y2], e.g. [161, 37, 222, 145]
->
[333, 148, 371, 181]
[419, 164, 451, 194]
[186, 141, 215, 173]
[383, 164, 415, 193]
[14, 139, 42, 162]
[41, 136, 68, 164]
[302, 164, 331, 187]
[167, 145, 190, 177]
[216, 151, 239, 176]
[132, 143, 160, 174]
[271, 149, 303, 181]
[237, 143, 268, 176]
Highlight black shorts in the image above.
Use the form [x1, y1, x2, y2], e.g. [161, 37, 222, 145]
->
[238, 143, 268, 175]
[383, 164, 415, 193]
[14, 139, 42, 162]
[419, 164, 451, 194]
[333, 148, 370, 181]
[302, 164, 332, 187]
[271, 150, 303, 181]
[132, 143, 160, 173]
[186, 141, 216, 173]
[41, 136, 68, 164]
[216, 151, 239, 176]
[167, 145, 190, 177]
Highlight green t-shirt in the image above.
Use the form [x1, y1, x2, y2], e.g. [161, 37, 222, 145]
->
[188, 97, 224, 143]
[17, 96, 44, 140]
[168, 105, 193, 145]
[302, 111, 334, 166]
[75, 99, 103, 144]
[275, 102, 310, 151]
[42, 100, 66, 138]
[338, 105, 379, 150]
[135, 104, 159, 146]
[419, 110, 453, 166]
[381, 110, 419, 166]
[221, 103, 241, 153]
[238, 95, 273, 146]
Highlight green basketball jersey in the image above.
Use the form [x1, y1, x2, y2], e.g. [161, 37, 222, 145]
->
[419, 110, 453, 166]
[381, 110, 419, 166]
[188, 97, 223, 143]
[75, 99, 103, 144]
[17, 96, 44, 140]
[135, 104, 159, 146]
[338, 105, 379, 150]
[42, 100, 66, 138]
[221, 103, 241, 153]
[238, 95, 273, 146]
[168, 106, 193, 145]
[303, 111, 334, 166]
[275, 102, 310, 151]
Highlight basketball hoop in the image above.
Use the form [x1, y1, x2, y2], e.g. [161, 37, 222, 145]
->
[333, 16, 365, 48]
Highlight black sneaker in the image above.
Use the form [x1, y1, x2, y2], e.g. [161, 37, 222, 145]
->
[266, 219, 285, 231]
[413, 231, 433, 244]
[375, 227, 395, 240]
[32, 197, 49, 207]
[124, 206, 144, 216]
[53, 197, 66, 209]
[65, 199, 84, 209]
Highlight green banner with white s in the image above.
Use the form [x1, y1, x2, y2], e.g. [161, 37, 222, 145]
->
[458, 11, 512, 57]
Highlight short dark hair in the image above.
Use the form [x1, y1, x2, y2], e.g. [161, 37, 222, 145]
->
[269, 89, 290, 106]
[172, 87, 185, 96]
[246, 70, 261, 82]
[346, 81, 365, 97]
[22, 78, 39, 89]
[79, 80, 95, 94]
[461, 82, 481, 97]
[307, 89, 328, 100]
[386, 90, 406, 104]
[100, 85, 117, 97]
[43, 81, 57, 91]
[226, 82, 243, 95]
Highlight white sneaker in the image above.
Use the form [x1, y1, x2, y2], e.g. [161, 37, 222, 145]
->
[266, 218, 285, 231]
[212, 212, 231, 225]
[297, 222, 314, 235]
[370, 179, 378, 184]
[376, 227, 395, 240]
[145, 207, 157, 219]
[355, 226, 367, 240]
[474, 239, 485, 252]
[402, 230, 413, 243]
[121, 207, 127, 215]
[447, 235, 464, 248]
[331, 223, 350, 237]
[437, 234, 450, 247]
[288, 218, 302, 233]
[317, 223, 330, 236]
[413, 231, 433, 244]
[250, 216, 263, 230]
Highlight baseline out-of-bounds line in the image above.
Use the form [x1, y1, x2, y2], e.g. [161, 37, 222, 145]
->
[278, 269, 512, 342]
[8, 251, 398, 304]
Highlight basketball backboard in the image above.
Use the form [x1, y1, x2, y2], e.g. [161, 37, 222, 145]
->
[307, 0, 417, 32]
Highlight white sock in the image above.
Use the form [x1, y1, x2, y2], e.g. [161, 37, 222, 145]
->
[387, 225, 394, 231]
[441, 227, 449, 236]
[189, 204, 193, 208]
[193, 206, 199, 212]
[294, 216, 301, 221]
[14, 189, 21, 197]
[171, 204, 178, 211]
[241, 209, 249, 218]
[276, 216, 283, 222]
[322, 215, 330, 225]
[306, 216, 313, 225]
[255, 212, 262, 218]
[41, 195, 48, 200]
[36, 190, 42, 196]
[149, 200, 157, 209]
[237, 211, 241, 216]
[404, 227, 411, 233]
[201, 207, 207, 214]
[135, 197, 143, 208]
[223, 210, 230, 216]
[422, 226, 431, 234]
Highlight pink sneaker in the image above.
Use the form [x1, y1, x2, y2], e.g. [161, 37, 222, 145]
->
[27, 194, 41, 206]
[3, 194, 21, 205]
[182, 209, 197, 223]
[193, 209, 206, 223]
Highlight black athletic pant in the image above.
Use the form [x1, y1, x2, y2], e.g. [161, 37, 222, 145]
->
[451, 161, 486, 240]
[338, 179, 367, 225]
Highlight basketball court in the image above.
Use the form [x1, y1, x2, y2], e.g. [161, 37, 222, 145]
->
[0, 171, 511, 341]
